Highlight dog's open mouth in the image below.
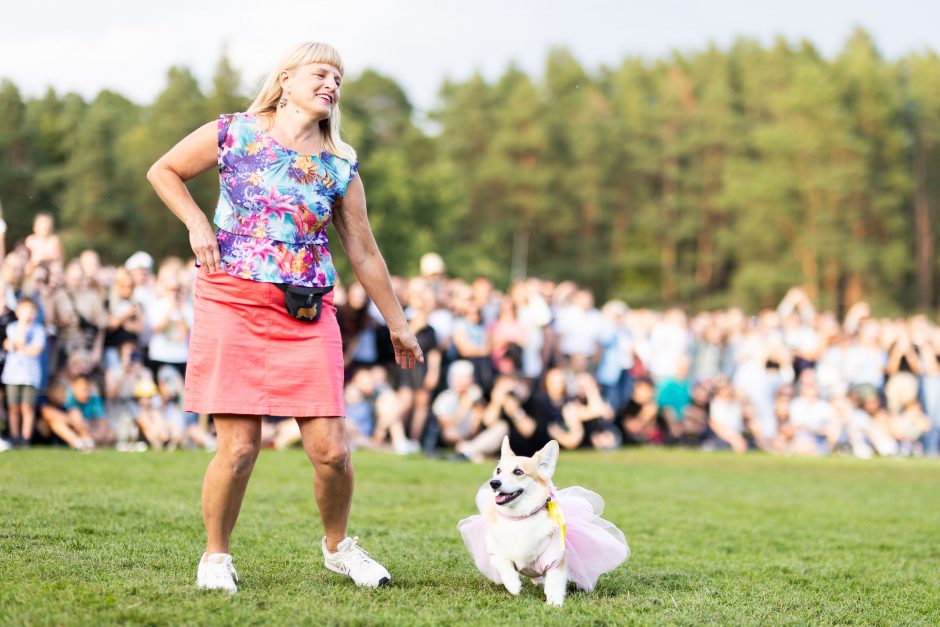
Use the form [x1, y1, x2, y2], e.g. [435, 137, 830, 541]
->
[494, 489, 523, 506]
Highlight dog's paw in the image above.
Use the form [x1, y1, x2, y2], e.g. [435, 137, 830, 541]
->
[504, 578, 522, 596]
[546, 593, 565, 607]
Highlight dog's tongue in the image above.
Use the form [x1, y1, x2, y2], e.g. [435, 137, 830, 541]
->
[495, 492, 512, 505]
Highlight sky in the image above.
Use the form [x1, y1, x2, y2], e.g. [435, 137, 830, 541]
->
[2, 0, 939, 116]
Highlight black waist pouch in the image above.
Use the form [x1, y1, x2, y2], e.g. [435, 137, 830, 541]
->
[276, 284, 333, 322]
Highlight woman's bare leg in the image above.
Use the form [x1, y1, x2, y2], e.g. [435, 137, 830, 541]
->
[202, 415, 261, 555]
[297, 417, 352, 552]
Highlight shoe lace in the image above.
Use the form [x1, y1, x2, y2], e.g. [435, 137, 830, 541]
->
[206, 556, 239, 584]
[339, 536, 376, 570]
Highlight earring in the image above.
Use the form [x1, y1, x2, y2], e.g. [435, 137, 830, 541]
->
[278, 96, 288, 108]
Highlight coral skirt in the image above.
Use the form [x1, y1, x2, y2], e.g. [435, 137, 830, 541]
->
[184, 268, 345, 417]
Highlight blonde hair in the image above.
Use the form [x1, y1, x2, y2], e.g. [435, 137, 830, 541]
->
[248, 41, 357, 164]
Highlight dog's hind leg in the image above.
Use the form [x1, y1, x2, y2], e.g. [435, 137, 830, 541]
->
[543, 560, 568, 607]
[489, 554, 522, 596]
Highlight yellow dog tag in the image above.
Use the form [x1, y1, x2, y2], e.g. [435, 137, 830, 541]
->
[546, 499, 566, 550]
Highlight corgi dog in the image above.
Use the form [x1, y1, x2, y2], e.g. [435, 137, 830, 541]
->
[486, 438, 567, 605]
[458, 436, 629, 607]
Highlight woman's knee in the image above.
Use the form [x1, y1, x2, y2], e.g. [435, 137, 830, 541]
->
[221, 439, 260, 476]
[313, 440, 350, 470]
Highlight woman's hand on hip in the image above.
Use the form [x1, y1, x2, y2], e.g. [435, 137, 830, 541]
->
[188, 216, 222, 273]
[390, 328, 424, 370]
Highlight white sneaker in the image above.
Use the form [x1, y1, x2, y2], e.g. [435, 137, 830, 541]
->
[196, 552, 239, 594]
[322, 536, 391, 588]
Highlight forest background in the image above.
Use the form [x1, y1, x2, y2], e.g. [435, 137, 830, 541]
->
[2, 29, 939, 316]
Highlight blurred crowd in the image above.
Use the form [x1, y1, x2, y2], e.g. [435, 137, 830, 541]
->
[2, 212, 939, 460]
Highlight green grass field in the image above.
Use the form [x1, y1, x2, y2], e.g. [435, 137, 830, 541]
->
[1, 447, 937, 626]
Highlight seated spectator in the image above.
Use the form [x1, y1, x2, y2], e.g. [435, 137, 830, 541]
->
[104, 340, 152, 451]
[2, 297, 46, 446]
[674, 382, 711, 446]
[618, 376, 662, 444]
[885, 372, 930, 456]
[552, 373, 619, 451]
[453, 373, 531, 462]
[340, 367, 420, 455]
[658, 355, 692, 441]
[432, 360, 484, 448]
[156, 366, 215, 451]
[768, 385, 795, 454]
[65, 374, 114, 447]
[132, 375, 171, 450]
[846, 384, 899, 457]
[37, 380, 95, 451]
[704, 379, 748, 453]
[789, 370, 837, 456]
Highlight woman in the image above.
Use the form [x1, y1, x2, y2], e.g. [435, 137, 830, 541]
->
[147, 42, 422, 594]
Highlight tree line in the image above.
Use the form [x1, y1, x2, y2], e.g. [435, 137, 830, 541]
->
[1, 28, 938, 315]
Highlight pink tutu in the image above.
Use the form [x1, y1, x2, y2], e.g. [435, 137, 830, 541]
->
[457, 485, 629, 592]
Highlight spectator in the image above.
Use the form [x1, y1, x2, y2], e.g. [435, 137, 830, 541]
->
[885, 372, 930, 456]
[24, 212, 63, 273]
[156, 366, 215, 451]
[51, 260, 106, 371]
[618, 376, 661, 445]
[596, 299, 634, 411]
[64, 374, 113, 447]
[104, 340, 152, 451]
[658, 355, 692, 440]
[2, 297, 46, 446]
[846, 384, 899, 457]
[104, 266, 145, 369]
[551, 373, 619, 451]
[145, 257, 192, 378]
[675, 382, 711, 446]
[391, 287, 442, 442]
[431, 360, 484, 448]
[554, 289, 602, 368]
[705, 379, 748, 453]
[788, 370, 837, 456]
[452, 304, 493, 393]
[37, 379, 95, 451]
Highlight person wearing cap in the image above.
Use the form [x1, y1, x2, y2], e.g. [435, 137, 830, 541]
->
[147, 41, 423, 593]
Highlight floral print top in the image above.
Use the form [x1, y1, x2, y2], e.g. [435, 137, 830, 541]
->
[213, 112, 358, 287]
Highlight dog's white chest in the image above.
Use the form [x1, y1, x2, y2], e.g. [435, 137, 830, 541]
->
[487, 514, 559, 573]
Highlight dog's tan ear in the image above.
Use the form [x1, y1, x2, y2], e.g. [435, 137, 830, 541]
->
[536, 440, 559, 477]
[500, 435, 514, 459]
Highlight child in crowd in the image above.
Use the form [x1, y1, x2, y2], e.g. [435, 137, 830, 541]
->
[65, 375, 114, 447]
[2, 297, 46, 446]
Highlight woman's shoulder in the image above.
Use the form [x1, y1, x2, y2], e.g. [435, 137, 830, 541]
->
[218, 111, 265, 141]
[319, 151, 359, 187]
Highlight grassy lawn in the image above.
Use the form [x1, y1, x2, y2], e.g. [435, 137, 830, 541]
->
[0, 447, 937, 626]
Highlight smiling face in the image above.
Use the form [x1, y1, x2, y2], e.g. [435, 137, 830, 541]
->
[281, 62, 343, 121]
[488, 438, 558, 514]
